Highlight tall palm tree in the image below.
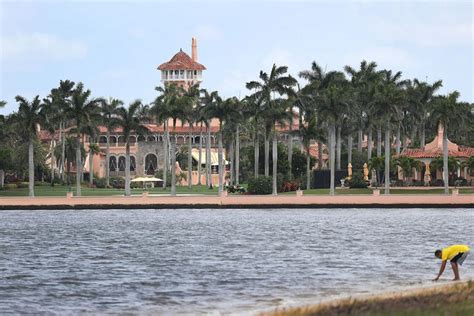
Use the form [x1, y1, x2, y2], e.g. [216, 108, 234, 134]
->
[66, 83, 101, 197]
[200, 89, 220, 189]
[294, 115, 321, 190]
[12, 96, 44, 197]
[430, 91, 465, 194]
[202, 92, 227, 195]
[43, 80, 75, 182]
[373, 70, 406, 194]
[414, 79, 443, 147]
[242, 94, 264, 177]
[115, 100, 149, 196]
[246, 64, 297, 180]
[100, 98, 122, 188]
[182, 84, 200, 189]
[317, 84, 349, 195]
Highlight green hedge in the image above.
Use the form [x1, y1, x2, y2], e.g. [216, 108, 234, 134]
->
[348, 173, 368, 189]
[247, 176, 272, 195]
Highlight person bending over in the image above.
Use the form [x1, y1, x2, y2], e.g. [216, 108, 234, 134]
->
[433, 244, 470, 281]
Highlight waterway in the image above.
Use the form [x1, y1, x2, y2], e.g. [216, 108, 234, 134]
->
[1, 208, 472, 314]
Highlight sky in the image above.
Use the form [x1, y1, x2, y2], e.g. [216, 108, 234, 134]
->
[0, 0, 472, 115]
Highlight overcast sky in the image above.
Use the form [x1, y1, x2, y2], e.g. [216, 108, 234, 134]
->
[1, 0, 472, 115]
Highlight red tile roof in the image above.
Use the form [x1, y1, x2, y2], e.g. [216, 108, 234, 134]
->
[401, 147, 474, 159]
[158, 49, 206, 71]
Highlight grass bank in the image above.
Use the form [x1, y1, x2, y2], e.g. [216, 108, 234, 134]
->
[0, 185, 219, 197]
[282, 188, 474, 195]
[263, 281, 474, 316]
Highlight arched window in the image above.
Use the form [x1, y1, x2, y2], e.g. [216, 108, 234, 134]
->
[99, 136, 107, 145]
[109, 136, 117, 146]
[118, 136, 126, 146]
[137, 135, 145, 142]
[147, 135, 155, 142]
[109, 156, 117, 172]
[130, 156, 136, 172]
[145, 154, 158, 175]
[118, 156, 126, 172]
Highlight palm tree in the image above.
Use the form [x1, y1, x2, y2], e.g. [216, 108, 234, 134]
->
[88, 143, 100, 186]
[394, 156, 422, 183]
[66, 83, 101, 197]
[54, 135, 85, 186]
[182, 84, 200, 189]
[317, 85, 349, 195]
[12, 96, 44, 197]
[100, 98, 122, 188]
[373, 70, 406, 194]
[430, 91, 465, 194]
[294, 115, 321, 190]
[242, 94, 264, 177]
[200, 89, 220, 189]
[202, 93, 227, 195]
[414, 79, 443, 147]
[42, 80, 75, 182]
[246, 64, 297, 180]
[115, 100, 149, 196]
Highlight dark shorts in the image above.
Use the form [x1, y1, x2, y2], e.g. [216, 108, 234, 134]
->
[451, 251, 469, 265]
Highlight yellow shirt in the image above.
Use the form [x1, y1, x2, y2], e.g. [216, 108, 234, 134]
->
[441, 245, 470, 261]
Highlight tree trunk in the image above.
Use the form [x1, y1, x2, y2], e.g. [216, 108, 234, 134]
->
[106, 130, 110, 187]
[288, 128, 293, 180]
[377, 124, 382, 157]
[60, 122, 65, 183]
[125, 141, 131, 196]
[0, 169, 4, 188]
[384, 120, 391, 195]
[443, 123, 449, 194]
[218, 128, 224, 195]
[163, 122, 168, 189]
[329, 124, 336, 196]
[272, 133, 278, 195]
[76, 136, 82, 197]
[254, 132, 259, 178]
[28, 140, 34, 197]
[318, 141, 323, 169]
[396, 126, 401, 155]
[347, 135, 353, 164]
[357, 128, 363, 152]
[306, 148, 310, 190]
[187, 129, 192, 189]
[207, 125, 212, 189]
[89, 149, 93, 186]
[420, 122, 426, 148]
[50, 139, 55, 187]
[264, 132, 269, 177]
[236, 126, 240, 185]
[171, 133, 177, 196]
[229, 138, 235, 185]
[336, 126, 341, 170]
[367, 128, 372, 161]
[198, 129, 203, 185]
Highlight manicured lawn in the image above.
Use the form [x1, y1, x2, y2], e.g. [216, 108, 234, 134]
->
[0, 184, 219, 197]
[281, 188, 474, 195]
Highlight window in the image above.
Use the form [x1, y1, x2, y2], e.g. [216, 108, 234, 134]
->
[109, 157, 117, 172]
[180, 70, 184, 79]
[118, 156, 126, 172]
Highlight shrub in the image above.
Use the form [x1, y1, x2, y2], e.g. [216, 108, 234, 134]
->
[155, 169, 171, 187]
[94, 177, 107, 189]
[247, 176, 272, 195]
[17, 182, 28, 189]
[411, 180, 425, 187]
[110, 176, 125, 189]
[431, 179, 444, 187]
[282, 181, 299, 192]
[4, 183, 17, 190]
[454, 177, 468, 187]
[348, 173, 368, 189]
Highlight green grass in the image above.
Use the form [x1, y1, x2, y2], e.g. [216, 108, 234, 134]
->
[0, 184, 219, 197]
[1, 184, 472, 197]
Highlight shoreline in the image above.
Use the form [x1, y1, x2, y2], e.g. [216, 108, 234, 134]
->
[262, 280, 474, 316]
[0, 194, 473, 210]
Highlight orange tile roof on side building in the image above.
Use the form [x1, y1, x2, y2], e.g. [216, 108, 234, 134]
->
[158, 49, 206, 71]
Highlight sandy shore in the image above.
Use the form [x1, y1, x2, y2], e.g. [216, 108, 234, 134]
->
[262, 280, 474, 316]
[0, 193, 473, 209]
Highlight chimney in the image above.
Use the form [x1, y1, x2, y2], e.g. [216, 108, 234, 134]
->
[192, 37, 197, 61]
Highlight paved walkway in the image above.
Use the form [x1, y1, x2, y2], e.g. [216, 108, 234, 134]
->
[1, 193, 473, 209]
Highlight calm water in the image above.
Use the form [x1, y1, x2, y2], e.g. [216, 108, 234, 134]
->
[0, 208, 473, 315]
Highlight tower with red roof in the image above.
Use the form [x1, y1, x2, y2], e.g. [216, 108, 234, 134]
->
[158, 37, 206, 89]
